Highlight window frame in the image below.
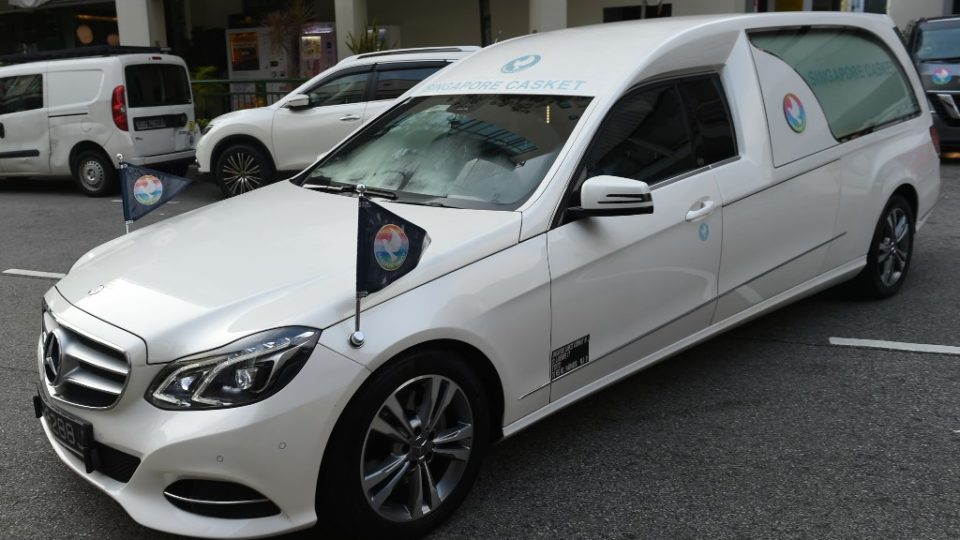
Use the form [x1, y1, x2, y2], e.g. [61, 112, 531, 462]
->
[0, 73, 44, 115]
[676, 73, 739, 170]
[368, 61, 450, 103]
[299, 65, 374, 109]
[747, 25, 923, 143]
[123, 64, 192, 108]
[552, 71, 738, 227]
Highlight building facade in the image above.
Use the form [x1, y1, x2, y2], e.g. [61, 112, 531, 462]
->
[1, 0, 955, 75]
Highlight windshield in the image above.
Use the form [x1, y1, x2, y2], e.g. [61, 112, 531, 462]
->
[300, 93, 593, 210]
[915, 22, 960, 61]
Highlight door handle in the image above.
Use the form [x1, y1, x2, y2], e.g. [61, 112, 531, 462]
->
[339, 114, 361, 122]
[0, 122, 4, 138]
[685, 200, 716, 222]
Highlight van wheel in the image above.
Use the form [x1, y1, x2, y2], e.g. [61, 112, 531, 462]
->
[73, 150, 117, 197]
[316, 349, 490, 540]
[215, 143, 274, 197]
[854, 194, 915, 299]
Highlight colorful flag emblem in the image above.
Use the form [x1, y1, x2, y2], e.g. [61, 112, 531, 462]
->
[783, 93, 806, 134]
[933, 68, 952, 86]
[120, 163, 192, 222]
[356, 197, 429, 295]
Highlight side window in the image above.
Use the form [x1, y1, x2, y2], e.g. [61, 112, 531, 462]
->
[677, 76, 737, 167]
[581, 84, 695, 186]
[750, 27, 920, 141]
[0, 74, 43, 114]
[306, 72, 370, 108]
[374, 65, 445, 101]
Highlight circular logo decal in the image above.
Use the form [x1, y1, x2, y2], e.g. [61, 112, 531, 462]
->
[374, 224, 409, 271]
[933, 67, 952, 85]
[783, 93, 807, 134]
[699, 222, 710, 241]
[133, 174, 163, 205]
[501, 54, 541, 74]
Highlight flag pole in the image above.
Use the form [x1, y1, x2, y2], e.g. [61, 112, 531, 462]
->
[350, 184, 368, 348]
[117, 154, 132, 235]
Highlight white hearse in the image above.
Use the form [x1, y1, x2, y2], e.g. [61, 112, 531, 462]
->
[0, 47, 197, 196]
[35, 13, 938, 540]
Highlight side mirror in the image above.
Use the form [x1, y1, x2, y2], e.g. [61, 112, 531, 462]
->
[285, 94, 310, 110]
[568, 175, 654, 218]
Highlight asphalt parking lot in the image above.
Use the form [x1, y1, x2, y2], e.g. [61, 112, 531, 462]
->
[1, 166, 959, 540]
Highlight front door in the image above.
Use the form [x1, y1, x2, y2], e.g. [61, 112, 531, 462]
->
[548, 76, 738, 401]
[0, 73, 49, 175]
[272, 68, 372, 172]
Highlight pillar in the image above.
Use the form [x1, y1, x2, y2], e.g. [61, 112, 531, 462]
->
[116, 0, 167, 47]
[529, 0, 566, 34]
[335, 0, 368, 60]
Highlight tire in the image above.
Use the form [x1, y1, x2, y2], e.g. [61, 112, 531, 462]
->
[214, 143, 274, 197]
[316, 348, 491, 540]
[853, 194, 915, 299]
[73, 149, 118, 197]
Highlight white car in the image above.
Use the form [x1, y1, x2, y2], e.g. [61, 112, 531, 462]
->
[195, 46, 478, 196]
[36, 12, 938, 540]
[0, 46, 197, 196]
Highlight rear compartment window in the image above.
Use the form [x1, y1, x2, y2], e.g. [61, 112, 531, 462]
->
[750, 27, 920, 141]
[373, 65, 445, 101]
[677, 76, 737, 166]
[0, 74, 42, 114]
[125, 64, 191, 107]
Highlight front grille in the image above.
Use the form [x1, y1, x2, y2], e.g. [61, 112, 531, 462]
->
[929, 92, 960, 126]
[163, 480, 281, 519]
[41, 310, 129, 408]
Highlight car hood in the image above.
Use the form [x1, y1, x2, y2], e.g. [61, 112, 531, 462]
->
[918, 61, 960, 91]
[57, 181, 521, 364]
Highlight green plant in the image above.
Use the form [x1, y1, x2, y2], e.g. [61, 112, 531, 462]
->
[190, 65, 226, 120]
[346, 21, 394, 55]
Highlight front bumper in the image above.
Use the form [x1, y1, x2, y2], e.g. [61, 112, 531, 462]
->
[932, 113, 960, 152]
[38, 288, 369, 539]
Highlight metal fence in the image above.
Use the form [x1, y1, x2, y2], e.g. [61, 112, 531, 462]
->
[191, 78, 308, 123]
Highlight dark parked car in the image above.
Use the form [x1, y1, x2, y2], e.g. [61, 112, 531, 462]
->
[906, 16, 960, 154]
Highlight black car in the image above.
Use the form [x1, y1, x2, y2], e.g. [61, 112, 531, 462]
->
[906, 16, 960, 153]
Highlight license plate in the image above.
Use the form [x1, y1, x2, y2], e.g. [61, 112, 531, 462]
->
[134, 117, 168, 130]
[33, 393, 97, 473]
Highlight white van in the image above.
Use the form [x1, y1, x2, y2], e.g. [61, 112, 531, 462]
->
[36, 13, 938, 540]
[0, 46, 197, 196]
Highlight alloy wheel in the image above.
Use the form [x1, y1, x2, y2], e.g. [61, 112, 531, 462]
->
[877, 206, 911, 288]
[221, 152, 263, 195]
[360, 374, 474, 523]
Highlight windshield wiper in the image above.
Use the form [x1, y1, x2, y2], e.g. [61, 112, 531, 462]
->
[304, 182, 398, 200]
[921, 57, 960, 63]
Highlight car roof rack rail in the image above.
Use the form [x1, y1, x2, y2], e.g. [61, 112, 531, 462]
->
[350, 46, 482, 61]
[0, 45, 172, 65]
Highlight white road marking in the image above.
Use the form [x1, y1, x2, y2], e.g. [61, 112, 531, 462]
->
[2, 269, 66, 280]
[829, 337, 960, 356]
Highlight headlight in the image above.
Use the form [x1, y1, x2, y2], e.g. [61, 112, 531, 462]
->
[146, 327, 320, 410]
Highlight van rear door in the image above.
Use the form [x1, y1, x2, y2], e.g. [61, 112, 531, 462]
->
[123, 62, 195, 158]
